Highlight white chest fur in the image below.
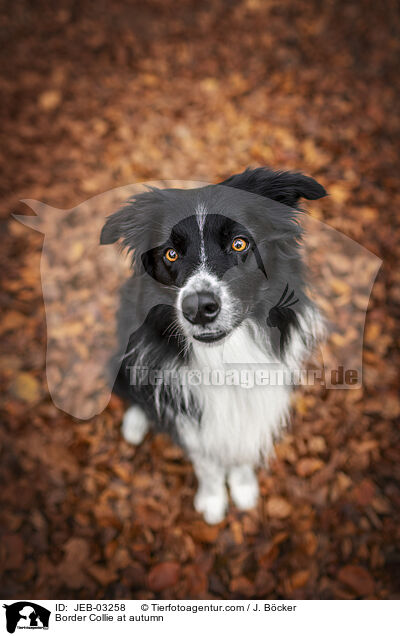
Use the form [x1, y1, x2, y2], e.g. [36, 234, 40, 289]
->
[177, 322, 290, 467]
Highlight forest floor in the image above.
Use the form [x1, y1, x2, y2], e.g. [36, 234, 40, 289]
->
[0, 0, 399, 599]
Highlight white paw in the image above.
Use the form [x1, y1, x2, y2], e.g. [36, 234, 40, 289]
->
[194, 489, 228, 525]
[230, 481, 259, 510]
[121, 406, 149, 445]
[229, 467, 259, 511]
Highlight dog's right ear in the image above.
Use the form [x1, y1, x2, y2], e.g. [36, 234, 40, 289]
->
[100, 189, 162, 247]
[100, 207, 129, 245]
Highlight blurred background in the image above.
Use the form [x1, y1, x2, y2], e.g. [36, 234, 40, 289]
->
[0, 0, 399, 600]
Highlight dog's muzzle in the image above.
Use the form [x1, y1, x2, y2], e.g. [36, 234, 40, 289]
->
[177, 269, 236, 344]
[181, 291, 221, 326]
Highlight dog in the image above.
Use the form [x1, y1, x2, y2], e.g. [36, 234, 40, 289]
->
[100, 167, 327, 523]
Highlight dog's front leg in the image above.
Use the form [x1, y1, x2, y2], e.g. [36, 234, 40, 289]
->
[121, 405, 150, 445]
[192, 454, 228, 524]
[228, 464, 259, 511]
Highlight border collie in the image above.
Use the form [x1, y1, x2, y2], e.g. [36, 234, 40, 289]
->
[101, 168, 327, 523]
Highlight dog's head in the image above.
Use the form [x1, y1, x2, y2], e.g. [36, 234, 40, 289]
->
[101, 168, 326, 346]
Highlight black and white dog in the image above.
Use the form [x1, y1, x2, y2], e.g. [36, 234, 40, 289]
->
[101, 168, 326, 523]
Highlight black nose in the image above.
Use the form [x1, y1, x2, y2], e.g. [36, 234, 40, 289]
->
[182, 291, 221, 325]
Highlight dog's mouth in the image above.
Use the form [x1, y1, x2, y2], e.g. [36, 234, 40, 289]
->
[193, 330, 227, 343]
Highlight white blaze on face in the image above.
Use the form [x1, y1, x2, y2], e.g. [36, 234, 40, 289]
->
[196, 202, 207, 265]
[176, 266, 237, 338]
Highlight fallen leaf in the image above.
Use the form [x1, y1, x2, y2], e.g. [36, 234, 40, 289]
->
[10, 372, 41, 404]
[296, 458, 324, 477]
[189, 521, 220, 543]
[352, 479, 376, 506]
[337, 565, 375, 597]
[147, 562, 180, 591]
[58, 537, 90, 590]
[308, 436, 327, 454]
[266, 496, 292, 519]
[0, 311, 27, 335]
[38, 89, 61, 110]
[3, 534, 25, 570]
[88, 564, 118, 586]
[291, 569, 310, 589]
[230, 576, 254, 597]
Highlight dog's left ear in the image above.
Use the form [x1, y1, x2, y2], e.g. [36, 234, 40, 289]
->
[219, 167, 327, 208]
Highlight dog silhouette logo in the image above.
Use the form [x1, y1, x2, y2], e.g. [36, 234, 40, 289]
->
[3, 602, 50, 633]
[14, 180, 382, 419]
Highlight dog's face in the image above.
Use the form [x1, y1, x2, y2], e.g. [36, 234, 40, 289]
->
[101, 168, 326, 347]
[141, 212, 266, 343]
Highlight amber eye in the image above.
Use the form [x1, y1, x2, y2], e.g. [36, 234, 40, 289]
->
[231, 237, 248, 252]
[165, 248, 179, 262]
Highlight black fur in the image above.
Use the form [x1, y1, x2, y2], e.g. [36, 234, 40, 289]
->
[219, 166, 326, 208]
[101, 168, 327, 439]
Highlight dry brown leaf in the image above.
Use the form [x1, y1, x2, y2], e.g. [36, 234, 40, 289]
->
[337, 565, 375, 597]
[10, 372, 41, 404]
[147, 562, 180, 592]
[38, 89, 62, 110]
[88, 564, 118, 586]
[291, 569, 310, 589]
[296, 458, 324, 477]
[266, 496, 292, 519]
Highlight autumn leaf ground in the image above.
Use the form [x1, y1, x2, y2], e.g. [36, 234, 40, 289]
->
[0, 0, 399, 599]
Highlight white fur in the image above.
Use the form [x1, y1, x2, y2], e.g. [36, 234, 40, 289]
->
[122, 405, 150, 445]
[192, 455, 228, 524]
[284, 305, 326, 369]
[172, 320, 290, 522]
[178, 321, 290, 468]
[228, 464, 259, 510]
[176, 266, 239, 341]
[196, 202, 207, 264]
[121, 311, 321, 523]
